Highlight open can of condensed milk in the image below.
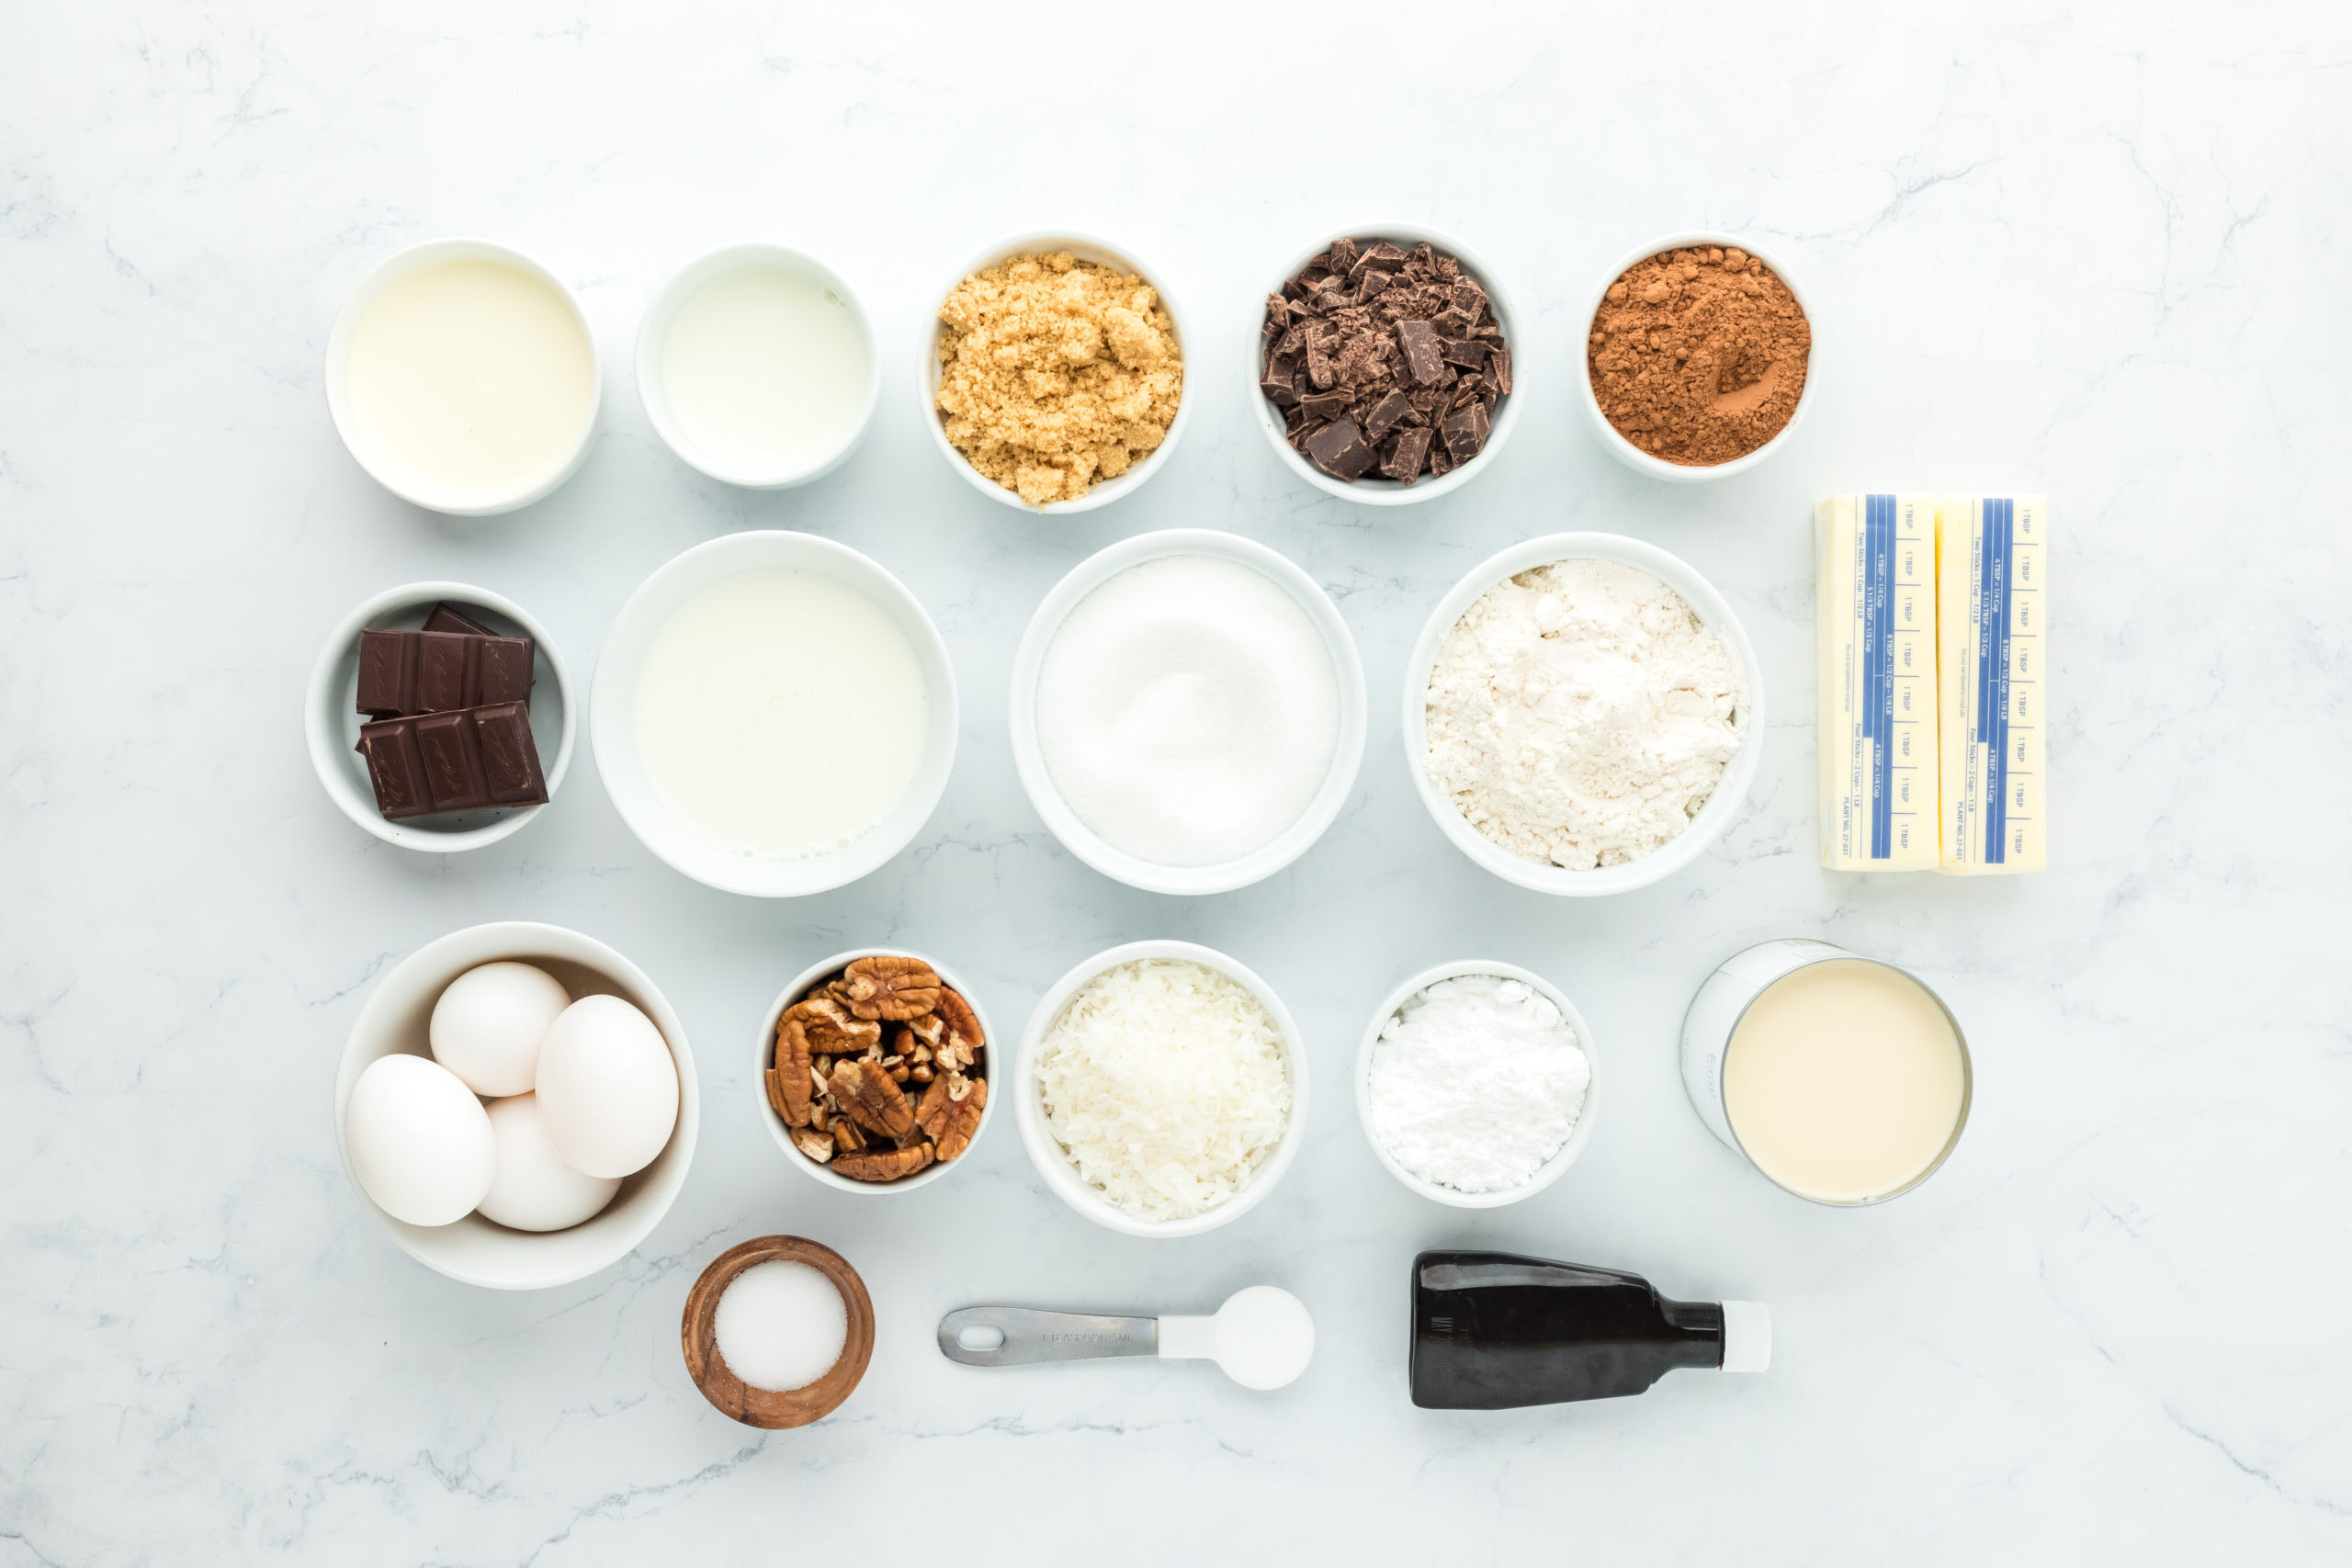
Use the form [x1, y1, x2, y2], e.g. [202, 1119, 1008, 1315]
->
[1680, 940, 1972, 1207]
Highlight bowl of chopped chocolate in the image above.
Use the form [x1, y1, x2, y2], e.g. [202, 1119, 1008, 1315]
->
[1578, 231, 1816, 482]
[1252, 226, 1521, 505]
[305, 581, 575, 852]
[755, 950, 997, 1193]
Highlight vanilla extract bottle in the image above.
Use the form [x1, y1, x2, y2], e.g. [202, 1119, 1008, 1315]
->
[1409, 1251, 1770, 1408]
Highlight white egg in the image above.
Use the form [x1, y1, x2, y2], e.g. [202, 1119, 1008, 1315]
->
[476, 1093, 622, 1232]
[534, 995, 680, 1179]
[344, 1054, 495, 1226]
[430, 961, 571, 1097]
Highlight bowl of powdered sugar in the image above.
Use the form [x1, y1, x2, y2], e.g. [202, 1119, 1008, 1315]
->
[1405, 533, 1762, 897]
[1356, 961, 1599, 1207]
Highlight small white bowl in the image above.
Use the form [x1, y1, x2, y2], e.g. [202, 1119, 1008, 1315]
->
[1354, 960, 1601, 1209]
[1577, 231, 1817, 483]
[1008, 529, 1367, 896]
[334, 921, 699, 1290]
[590, 530, 957, 898]
[752, 948, 1001, 1195]
[1249, 223, 1523, 507]
[1404, 533, 1765, 896]
[304, 581, 576, 853]
[920, 231, 1192, 514]
[634, 243, 880, 489]
[324, 237, 602, 515]
[1014, 941, 1309, 1238]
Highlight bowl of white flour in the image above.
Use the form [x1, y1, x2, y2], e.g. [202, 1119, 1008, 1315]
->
[1355, 961, 1599, 1207]
[1404, 533, 1762, 896]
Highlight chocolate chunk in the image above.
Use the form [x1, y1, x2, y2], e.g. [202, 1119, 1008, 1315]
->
[1441, 400, 1491, 464]
[423, 603, 496, 637]
[1382, 426, 1432, 481]
[1358, 268, 1395, 302]
[471, 701, 548, 805]
[1487, 346, 1511, 395]
[356, 629, 420, 718]
[1430, 445, 1454, 477]
[1306, 338, 1335, 390]
[1397, 320, 1443, 384]
[1265, 293, 1292, 327]
[1299, 390, 1353, 423]
[1441, 337, 1487, 369]
[1305, 419, 1377, 479]
[1361, 389, 1413, 442]
[1274, 323, 1307, 357]
[1329, 237, 1360, 272]
[1261, 353, 1300, 406]
[1449, 280, 1487, 317]
[478, 637, 534, 706]
[1433, 307, 1475, 337]
[356, 717, 433, 818]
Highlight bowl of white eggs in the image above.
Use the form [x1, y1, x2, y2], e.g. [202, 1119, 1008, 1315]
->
[334, 921, 700, 1290]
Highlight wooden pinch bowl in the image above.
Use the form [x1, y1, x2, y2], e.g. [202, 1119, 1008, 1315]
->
[682, 1235, 875, 1427]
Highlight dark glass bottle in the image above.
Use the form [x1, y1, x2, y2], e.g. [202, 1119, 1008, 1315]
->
[1410, 1251, 1770, 1409]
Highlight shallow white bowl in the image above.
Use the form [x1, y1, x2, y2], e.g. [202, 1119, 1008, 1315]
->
[334, 921, 699, 1290]
[1249, 222, 1523, 506]
[920, 231, 1192, 514]
[634, 243, 880, 489]
[1577, 231, 1818, 483]
[1354, 960, 1601, 1209]
[1404, 532, 1765, 896]
[1008, 529, 1367, 896]
[752, 947, 1001, 1195]
[590, 530, 958, 898]
[324, 237, 602, 515]
[1014, 941, 1309, 1238]
[304, 581, 576, 853]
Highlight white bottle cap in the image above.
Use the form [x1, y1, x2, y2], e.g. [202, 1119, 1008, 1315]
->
[1718, 1302, 1771, 1373]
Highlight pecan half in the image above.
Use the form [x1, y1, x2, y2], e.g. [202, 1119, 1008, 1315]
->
[934, 986, 986, 1057]
[917, 1074, 987, 1162]
[833, 1144, 935, 1183]
[838, 955, 942, 1021]
[772, 1019, 815, 1127]
[782, 993, 883, 1055]
[827, 1057, 915, 1140]
[789, 1127, 836, 1164]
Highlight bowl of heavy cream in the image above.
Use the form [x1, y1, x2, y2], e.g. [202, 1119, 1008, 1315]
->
[591, 531, 956, 897]
[326, 239, 601, 515]
[636, 244, 879, 489]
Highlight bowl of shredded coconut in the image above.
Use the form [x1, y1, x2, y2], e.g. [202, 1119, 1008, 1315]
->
[1355, 961, 1599, 1208]
[1014, 942, 1308, 1237]
[1405, 533, 1763, 896]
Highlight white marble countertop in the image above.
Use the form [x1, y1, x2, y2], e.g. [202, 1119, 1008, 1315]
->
[5, 4, 2348, 1562]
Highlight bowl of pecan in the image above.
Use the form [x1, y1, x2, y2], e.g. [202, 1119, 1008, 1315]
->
[755, 950, 995, 1191]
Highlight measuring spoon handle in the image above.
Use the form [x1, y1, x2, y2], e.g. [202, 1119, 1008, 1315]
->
[937, 1306, 1158, 1366]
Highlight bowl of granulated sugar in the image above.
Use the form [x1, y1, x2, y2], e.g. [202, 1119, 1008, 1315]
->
[1355, 960, 1600, 1208]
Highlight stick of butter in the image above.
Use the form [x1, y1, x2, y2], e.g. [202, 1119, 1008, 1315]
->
[1936, 495, 2049, 874]
[1815, 494, 1939, 870]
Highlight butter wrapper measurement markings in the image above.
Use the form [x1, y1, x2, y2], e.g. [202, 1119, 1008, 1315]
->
[1815, 495, 1937, 870]
[1938, 496, 2047, 874]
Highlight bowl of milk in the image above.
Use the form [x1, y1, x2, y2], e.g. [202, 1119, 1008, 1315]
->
[636, 244, 879, 490]
[326, 238, 602, 516]
[591, 531, 957, 897]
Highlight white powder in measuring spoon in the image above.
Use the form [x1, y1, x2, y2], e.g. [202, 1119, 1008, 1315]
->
[1366, 975, 1590, 1193]
[1035, 555, 1339, 867]
[714, 1260, 848, 1393]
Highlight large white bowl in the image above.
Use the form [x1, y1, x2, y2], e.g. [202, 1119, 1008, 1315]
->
[1577, 231, 1817, 483]
[324, 237, 602, 516]
[634, 242, 879, 490]
[920, 231, 1192, 514]
[1008, 529, 1367, 896]
[334, 921, 699, 1290]
[304, 581, 576, 853]
[1014, 941, 1309, 1238]
[1404, 533, 1765, 896]
[1249, 223, 1523, 506]
[590, 530, 958, 897]
[1354, 960, 1600, 1209]
[752, 947, 1001, 1195]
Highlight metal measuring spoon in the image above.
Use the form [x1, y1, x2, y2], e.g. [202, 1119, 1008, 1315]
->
[938, 1285, 1315, 1390]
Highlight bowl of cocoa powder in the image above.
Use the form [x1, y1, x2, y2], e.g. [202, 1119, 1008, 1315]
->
[1579, 232, 1815, 482]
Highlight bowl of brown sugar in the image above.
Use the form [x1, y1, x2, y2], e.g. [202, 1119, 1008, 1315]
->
[1579, 231, 1815, 483]
[923, 231, 1190, 513]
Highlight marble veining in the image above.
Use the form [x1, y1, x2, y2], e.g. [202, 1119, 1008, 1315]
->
[3, 2, 2349, 1562]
